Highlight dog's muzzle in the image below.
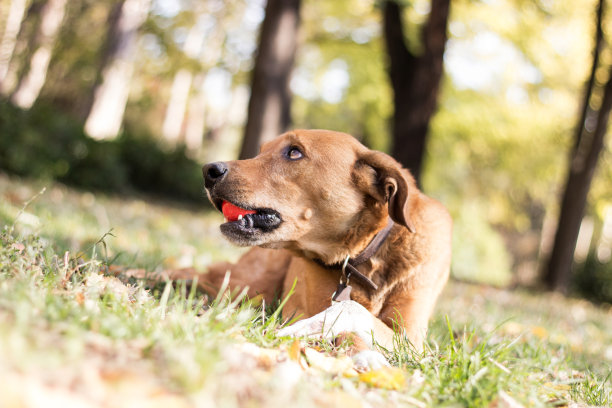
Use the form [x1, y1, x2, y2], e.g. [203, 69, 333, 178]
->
[203, 161, 228, 189]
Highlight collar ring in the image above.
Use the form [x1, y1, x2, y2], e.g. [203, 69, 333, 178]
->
[341, 254, 351, 283]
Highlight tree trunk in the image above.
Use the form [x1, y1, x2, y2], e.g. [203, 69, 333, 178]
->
[572, 0, 605, 155]
[0, 0, 28, 83]
[10, 0, 67, 109]
[544, 63, 612, 292]
[238, 0, 301, 160]
[383, 0, 450, 185]
[84, 0, 151, 140]
[162, 23, 206, 143]
[0, 0, 43, 96]
[543, 0, 610, 293]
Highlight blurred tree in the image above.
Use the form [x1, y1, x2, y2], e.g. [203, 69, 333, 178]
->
[0, 0, 28, 84]
[544, 0, 612, 293]
[291, 0, 391, 152]
[84, 0, 151, 140]
[0, 0, 39, 96]
[161, 15, 205, 143]
[10, 0, 67, 109]
[239, 0, 301, 159]
[383, 0, 450, 185]
[0, 0, 608, 289]
[422, 0, 599, 285]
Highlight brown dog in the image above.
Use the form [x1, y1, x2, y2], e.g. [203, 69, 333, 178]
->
[182, 129, 451, 364]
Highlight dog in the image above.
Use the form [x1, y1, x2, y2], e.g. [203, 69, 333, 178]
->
[175, 129, 451, 367]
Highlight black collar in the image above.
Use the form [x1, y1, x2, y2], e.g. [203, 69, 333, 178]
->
[313, 218, 395, 294]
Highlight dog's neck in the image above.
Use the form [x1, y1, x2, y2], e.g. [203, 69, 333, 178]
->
[290, 213, 390, 264]
[304, 215, 394, 263]
[311, 217, 395, 291]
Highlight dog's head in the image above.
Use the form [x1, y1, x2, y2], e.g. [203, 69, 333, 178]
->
[203, 129, 417, 263]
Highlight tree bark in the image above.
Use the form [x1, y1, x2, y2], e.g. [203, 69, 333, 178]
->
[10, 0, 67, 109]
[84, 0, 151, 140]
[543, 0, 610, 293]
[383, 0, 450, 185]
[572, 0, 605, 155]
[238, 0, 301, 159]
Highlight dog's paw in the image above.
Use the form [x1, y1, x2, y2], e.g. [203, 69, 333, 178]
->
[351, 350, 390, 372]
[277, 300, 375, 347]
[277, 316, 322, 338]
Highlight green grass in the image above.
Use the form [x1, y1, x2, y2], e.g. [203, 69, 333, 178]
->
[0, 172, 611, 407]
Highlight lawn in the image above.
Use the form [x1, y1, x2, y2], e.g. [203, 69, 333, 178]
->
[0, 172, 610, 407]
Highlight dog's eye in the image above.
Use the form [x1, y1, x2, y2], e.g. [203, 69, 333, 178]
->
[286, 146, 303, 160]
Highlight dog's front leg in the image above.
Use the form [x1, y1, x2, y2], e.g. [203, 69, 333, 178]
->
[277, 300, 393, 370]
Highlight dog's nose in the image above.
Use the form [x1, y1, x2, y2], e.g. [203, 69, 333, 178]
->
[203, 162, 228, 189]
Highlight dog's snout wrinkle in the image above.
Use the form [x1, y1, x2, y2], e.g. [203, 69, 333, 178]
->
[203, 162, 228, 189]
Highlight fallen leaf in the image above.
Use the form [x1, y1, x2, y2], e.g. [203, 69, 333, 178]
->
[288, 340, 301, 362]
[236, 342, 283, 369]
[543, 382, 571, 391]
[11, 243, 25, 252]
[304, 347, 354, 375]
[358, 367, 406, 390]
[531, 326, 548, 339]
[343, 368, 359, 378]
[249, 294, 264, 306]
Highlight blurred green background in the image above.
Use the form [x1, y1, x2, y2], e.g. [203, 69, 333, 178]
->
[0, 0, 611, 301]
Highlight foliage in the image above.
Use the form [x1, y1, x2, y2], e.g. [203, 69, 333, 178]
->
[573, 250, 612, 304]
[289, 0, 612, 288]
[451, 201, 512, 286]
[0, 102, 204, 202]
[292, 0, 392, 152]
[2, 0, 612, 288]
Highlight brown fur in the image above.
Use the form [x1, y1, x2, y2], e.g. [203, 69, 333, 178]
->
[174, 129, 452, 352]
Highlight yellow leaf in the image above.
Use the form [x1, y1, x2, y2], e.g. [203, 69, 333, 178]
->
[343, 368, 359, 378]
[358, 367, 406, 390]
[249, 294, 264, 307]
[303, 348, 354, 375]
[543, 382, 571, 391]
[531, 326, 548, 339]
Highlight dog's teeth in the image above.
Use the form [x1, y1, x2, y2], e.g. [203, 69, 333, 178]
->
[224, 217, 229, 223]
[238, 214, 243, 220]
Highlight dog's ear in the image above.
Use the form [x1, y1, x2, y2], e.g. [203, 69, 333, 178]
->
[354, 151, 416, 233]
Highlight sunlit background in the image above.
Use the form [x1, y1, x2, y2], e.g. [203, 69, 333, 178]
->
[1, 0, 611, 297]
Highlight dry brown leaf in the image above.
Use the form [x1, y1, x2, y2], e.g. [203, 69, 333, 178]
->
[288, 340, 301, 362]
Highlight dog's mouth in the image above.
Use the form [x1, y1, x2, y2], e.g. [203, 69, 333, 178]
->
[214, 199, 282, 238]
